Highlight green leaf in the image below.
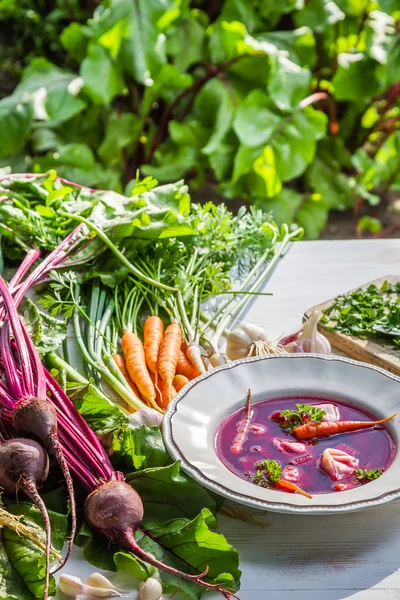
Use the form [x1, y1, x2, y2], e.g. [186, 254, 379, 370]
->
[126, 462, 217, 521]
[20, 297, 67, 355]
[274, 108, 327, 181]
[81, 43, 125, 104]
[233, 90, 281, 148]
[61, 22, 89, 61]
[98, 112, 140, 167]
[57, 143, 96, 168]
[169, 120, 210, 149]
[295, 0, 345, 32]
[111, 425, 171, 471]
[295, 196, 330, 239]
[98, 18, 128, 59]
[0, 544, 36, 600]
[168, 15, 207, 72]
[15, 58, 87, 123]
[260, 188, 303, 226]
[378, 0, 400, 15]
[208, 20, 248, 63]
[202, 82, 236, 156]
[75, 383, 129, 435]
[139, 509, 241, 598]
[232, 144, 261, 183]
[119, 0, 170, 84]
[142, 145, 198, 181]
[307, 155, 357, 210]
[0, 96, 33, 158]
[253, 145, 282, 197]
[357, 215, 382, 234]
[332, 56, 383, 102]
[268, 56, 312, 110]
[218, 0, 264, 33]
[3, 501, 67, 598]
[45, 85, 87, 123]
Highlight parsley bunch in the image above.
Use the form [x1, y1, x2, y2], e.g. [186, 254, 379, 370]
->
[322, 281, 400, 350]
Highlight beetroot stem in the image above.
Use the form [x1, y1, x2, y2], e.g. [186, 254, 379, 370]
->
[48, 438, 76, 572]
[23, 479, 51, 600]
[0, 277, 34, 397]
[45, 370, 111, 463]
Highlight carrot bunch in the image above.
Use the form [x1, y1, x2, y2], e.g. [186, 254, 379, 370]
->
[113, 317, 202, 413]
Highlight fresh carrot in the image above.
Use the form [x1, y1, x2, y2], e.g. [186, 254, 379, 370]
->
[278, 479, 313, 499]
[113, 354, 140, 396]
[173, 374, 189, 392]
[121, 332, 158, 410]
[186, 343, 206, 375]
[231, 389, 252, 454]
[143, 316, 164, 375]
[294, 414, 396, 440]
[176, 351, 200, 380]
[158, 322, 182, 389]
[150, 373, 176, 410]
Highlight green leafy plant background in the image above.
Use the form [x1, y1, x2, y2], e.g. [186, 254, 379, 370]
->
[1, 0, 400, 238]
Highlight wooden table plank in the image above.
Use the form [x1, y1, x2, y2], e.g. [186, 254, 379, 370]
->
[55, 239, 400, 600]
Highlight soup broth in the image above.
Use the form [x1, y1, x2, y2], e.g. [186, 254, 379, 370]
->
[215, 397, 396, 495]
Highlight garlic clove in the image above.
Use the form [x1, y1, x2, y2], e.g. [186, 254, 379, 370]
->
[58, 573, 127, 598]
[59, 574, 85, 597]
[84, 585, 126, 598]
[87, 573, 125, 594]
[139, 577, 163, 600]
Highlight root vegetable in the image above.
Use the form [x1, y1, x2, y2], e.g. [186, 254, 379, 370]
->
[0, 438, 51, 599]
[84, 481, 238, 599]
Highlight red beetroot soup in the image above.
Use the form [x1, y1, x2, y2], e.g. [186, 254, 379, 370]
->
[215, 397, 396, 495]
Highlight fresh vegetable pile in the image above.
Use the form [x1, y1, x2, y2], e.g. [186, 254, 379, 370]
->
[0, 171, 307, 600]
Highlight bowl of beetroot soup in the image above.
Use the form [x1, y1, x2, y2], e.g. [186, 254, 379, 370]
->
[163, 354, 400, 514]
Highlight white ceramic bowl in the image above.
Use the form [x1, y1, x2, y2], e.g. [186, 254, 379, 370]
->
[163, 354, 400, 514]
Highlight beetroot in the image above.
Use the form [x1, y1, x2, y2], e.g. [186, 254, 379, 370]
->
[0, 438, 51, 599]
[84, 481, 238, 599]
[0, 277, 76, 572]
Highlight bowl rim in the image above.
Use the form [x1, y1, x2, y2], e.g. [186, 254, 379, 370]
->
[162, 353, 400, 515]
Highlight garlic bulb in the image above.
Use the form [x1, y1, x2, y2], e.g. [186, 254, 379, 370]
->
[139, 577, 163, 600]
[58, 573, 127, 598]
[226, 322, 284, 360]
[128, 408, 163, 429]
[283, 310, 331, 354]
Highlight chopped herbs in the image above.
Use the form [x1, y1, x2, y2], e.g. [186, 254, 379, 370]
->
[277, 404, 326, 433]
[355, 468, 383, 483]
[321, 281, 400, 350]
[246, 459, 282, 487]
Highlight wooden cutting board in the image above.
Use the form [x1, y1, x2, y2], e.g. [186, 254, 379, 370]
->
[306, 275, 400, 376]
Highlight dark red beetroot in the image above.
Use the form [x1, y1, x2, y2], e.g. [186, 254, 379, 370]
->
[0, 277, 76, 572]
[0, 438, 51, 599]
[84, 481, 239, 599]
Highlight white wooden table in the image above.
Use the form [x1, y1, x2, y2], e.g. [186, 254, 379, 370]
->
[55, 240, 400, 600]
